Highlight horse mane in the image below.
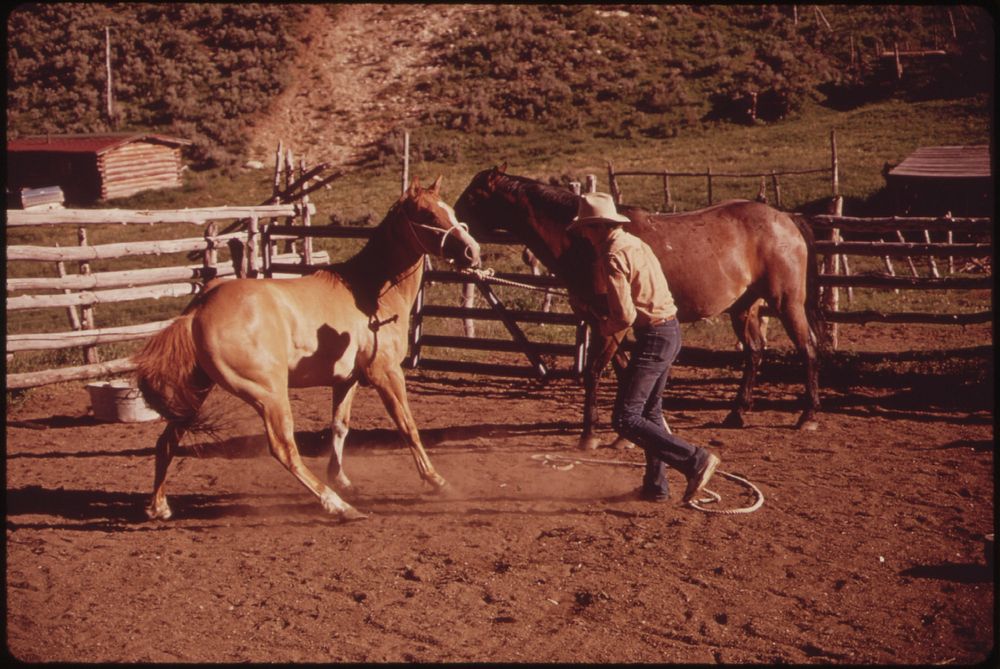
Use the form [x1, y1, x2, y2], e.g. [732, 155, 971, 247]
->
[320, 200, 412, 315]
[493, 173, 580, 226]
[490, 172, 601, 302]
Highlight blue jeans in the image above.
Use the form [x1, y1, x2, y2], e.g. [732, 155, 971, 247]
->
[611, 319, 708, 498]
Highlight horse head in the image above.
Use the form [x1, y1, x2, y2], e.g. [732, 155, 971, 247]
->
[453, 163, 513, 237]
[399, 176, 481, 268]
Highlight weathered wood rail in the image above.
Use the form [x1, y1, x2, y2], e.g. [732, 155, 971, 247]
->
[5, 203, 320, 389]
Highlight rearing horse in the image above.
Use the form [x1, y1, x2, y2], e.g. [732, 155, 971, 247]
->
[455, 165, 823, 450]
[133, 177, 481, 521]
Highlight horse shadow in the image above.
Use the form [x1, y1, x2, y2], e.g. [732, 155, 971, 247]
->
[5, 484, 324, 530]
[900, 562, 993, 584]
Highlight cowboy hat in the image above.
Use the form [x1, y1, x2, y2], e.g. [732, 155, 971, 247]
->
[568, 192, 630, 231]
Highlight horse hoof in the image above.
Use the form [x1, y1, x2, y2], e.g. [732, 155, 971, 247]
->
[339, 507, 368, 522]
[797, 419, 819, 432]
[578, 436, 601, 451]
[146, 500, 172, 521]
[722, 412, 746, 428]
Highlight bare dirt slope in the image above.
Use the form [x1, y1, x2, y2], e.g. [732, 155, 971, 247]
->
[247, 3, 473, 167]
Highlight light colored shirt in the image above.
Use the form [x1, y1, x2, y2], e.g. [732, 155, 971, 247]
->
[594, 227, 676, 337]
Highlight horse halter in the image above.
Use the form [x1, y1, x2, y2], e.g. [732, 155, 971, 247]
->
[403, 200, 471, 260]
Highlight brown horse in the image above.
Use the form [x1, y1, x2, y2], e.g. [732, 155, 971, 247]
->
[133, 177, 481, 521]
[454, 165, 823, 450]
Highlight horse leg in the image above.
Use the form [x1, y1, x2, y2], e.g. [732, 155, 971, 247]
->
[326, 380, 359, 491]
[777, 304, 821, 431]
[724, 302, 766, 428]
[579, 333, 620, 450]
[367, 363, 447, 491]
[253, 389, 366, 520]
[146, 422, 185, 520]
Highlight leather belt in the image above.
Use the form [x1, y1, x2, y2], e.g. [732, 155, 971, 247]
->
[646, 315, 676, 327]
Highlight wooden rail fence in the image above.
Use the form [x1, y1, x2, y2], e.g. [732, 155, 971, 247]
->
[809, 212, 992, 341]
[608, 130, 840, 211]
[5, 203, 321, 389]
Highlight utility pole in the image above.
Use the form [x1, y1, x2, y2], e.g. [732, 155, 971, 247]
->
[105, 27, 115, 128]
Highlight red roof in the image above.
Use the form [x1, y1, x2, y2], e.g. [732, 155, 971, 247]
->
[7, 133, 191, 155]
[888, 145, 992, 180]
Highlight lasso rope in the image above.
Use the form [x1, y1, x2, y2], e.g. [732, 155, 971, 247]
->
[530, 452, 764, 515]
[460, 267, 570, 297]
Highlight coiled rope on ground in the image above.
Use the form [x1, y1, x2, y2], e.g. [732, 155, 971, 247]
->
[530, 452, 764, 515]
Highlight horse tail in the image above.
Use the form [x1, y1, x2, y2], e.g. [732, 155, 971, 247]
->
[791, 213, 830, 352]
[133, 313, 214, 429]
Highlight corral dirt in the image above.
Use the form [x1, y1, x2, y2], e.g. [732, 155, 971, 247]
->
[5, 328, 994, 664]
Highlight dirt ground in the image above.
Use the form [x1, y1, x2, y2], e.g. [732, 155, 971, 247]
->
[5, 324, 994, 664]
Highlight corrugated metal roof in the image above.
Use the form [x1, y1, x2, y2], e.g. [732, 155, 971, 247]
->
[7, 133, 191, 155]
[888, 145, 992, 179]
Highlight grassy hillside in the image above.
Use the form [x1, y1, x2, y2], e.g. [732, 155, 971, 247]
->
[6, 4, 993, 170]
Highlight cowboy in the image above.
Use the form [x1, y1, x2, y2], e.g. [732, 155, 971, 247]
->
[568, 192, 720, 505]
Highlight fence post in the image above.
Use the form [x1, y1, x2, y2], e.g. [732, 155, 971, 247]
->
[299, 157, 313, 266]
[402, 131, 410, 194]
[830, 129, 839, 198]
[821, 196, 844, 349]
[607, 161, 622, 203]
[54, 246, 83, 331]
[569, 181, 581, 195]
[663, 173, 673, 211]
[585, 174, 597, 194]
[203, 222, 218, 284]
[706, 166, 713, 205]
[945, 212, 955, 274]
[461, 282, 476, 337]
[77, 227, 100, 364]
[408, 274, 425, 366]
[246, 216, 260, 278]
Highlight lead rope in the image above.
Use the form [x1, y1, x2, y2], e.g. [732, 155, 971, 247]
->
[530, 453, 764, 515]
[460, 267, 570, 297]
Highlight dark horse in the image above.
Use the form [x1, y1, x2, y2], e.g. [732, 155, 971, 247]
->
[455, 165, 824, 450]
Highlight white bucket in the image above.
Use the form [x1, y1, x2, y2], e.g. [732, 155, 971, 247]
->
[86, 380, 161, 423]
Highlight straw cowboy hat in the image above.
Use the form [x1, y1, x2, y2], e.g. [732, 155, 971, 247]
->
[568, 191, 630, 230]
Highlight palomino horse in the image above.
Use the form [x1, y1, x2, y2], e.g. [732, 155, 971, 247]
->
[454, 165, 823, 450]
[133, 177, 481, 521]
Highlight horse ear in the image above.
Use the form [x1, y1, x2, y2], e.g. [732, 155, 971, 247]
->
[429, 175, 443, 193]
[407, 177, 421, 197]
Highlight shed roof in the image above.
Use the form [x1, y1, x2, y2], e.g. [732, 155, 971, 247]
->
[7, 133, 191, 156]
[887, 145, 992, 180]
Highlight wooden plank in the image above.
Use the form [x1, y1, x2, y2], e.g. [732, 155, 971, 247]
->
[421, 304, 582, 326]
[417, 334, 577, 357]
[8, 232, 245, 262]
[6, 356, 137, 390]
[6, 205, 308, 227]
[812, 241, 991, 257]
[412, 358, 577, 380]
[7, 319, 176, 352]
[818, 274, 991, 290]
[7, 263, 229, 292]
[822, 310, 992, 325]
[809, 215, 991, 234]
[7, 282, 201, 310]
